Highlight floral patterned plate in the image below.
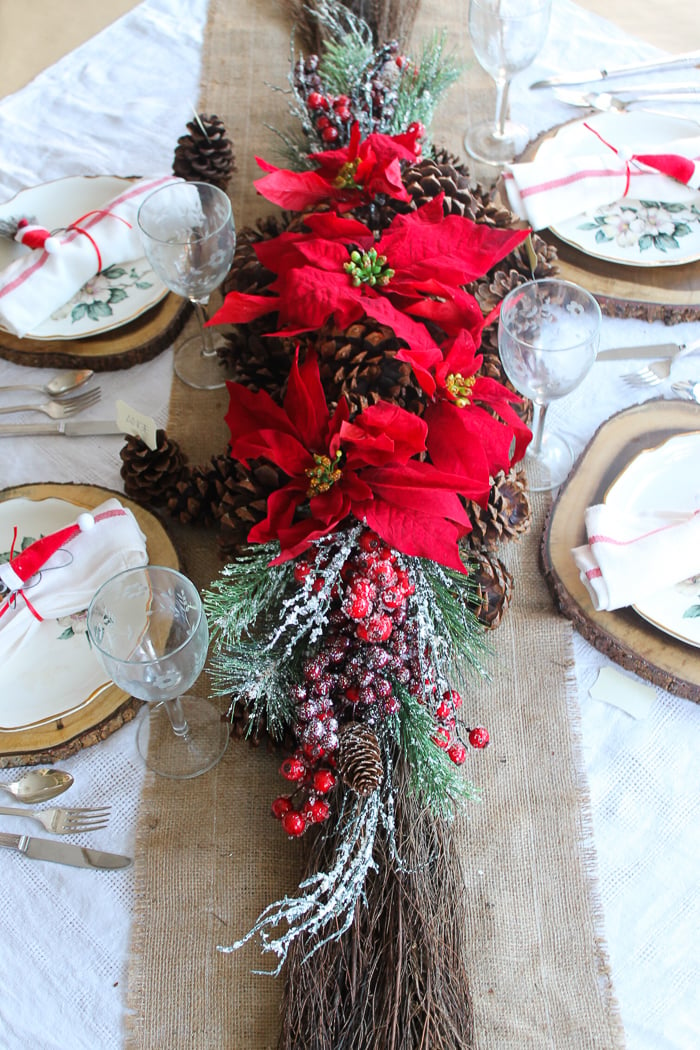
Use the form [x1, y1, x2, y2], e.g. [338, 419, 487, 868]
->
[0, 175, 168, 340]
[604, 432, 700, 647]
[536, 111, 700, 268]
[0, 496, 114, 731]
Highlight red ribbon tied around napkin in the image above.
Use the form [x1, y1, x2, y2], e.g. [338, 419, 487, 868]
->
[584, 122, 700, 195]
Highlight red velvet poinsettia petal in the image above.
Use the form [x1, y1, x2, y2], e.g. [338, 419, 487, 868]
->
[224, 381, 297, 452]
[283, 349, 331, 451]
[274, 266, 362, 332]
[423, 401, 496, 502]
[366, 505, 469, 573]
[248, 484, 304, 545]
[303, 211, 373, 244]
[471, 377, 532, 463]
[406, 286, 486, 339]
[340, 401, 427, 465]
[359, 294, 441, 359]
[254, 167, 344, 211]
[210, 291, 279, 327]
[232, 428, 312, 478]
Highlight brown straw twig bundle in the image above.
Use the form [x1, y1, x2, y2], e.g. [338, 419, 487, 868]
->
[279, 746, 474, 1050]
[283, 0, 422, 49]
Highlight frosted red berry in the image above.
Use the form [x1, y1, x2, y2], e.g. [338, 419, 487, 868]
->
[468, 726, 490, 749]
[313, 769, 336, 794]
[280, 756, 306, 781]
[282, 810, 306, 836]
[448, 742, 467, 765]
[271, 796, 292, 819]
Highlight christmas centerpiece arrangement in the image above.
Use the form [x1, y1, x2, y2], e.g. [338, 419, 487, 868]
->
[120, 3, 560, 1045]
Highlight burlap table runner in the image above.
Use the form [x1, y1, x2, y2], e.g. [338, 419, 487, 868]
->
[126, 1, 624, 1046]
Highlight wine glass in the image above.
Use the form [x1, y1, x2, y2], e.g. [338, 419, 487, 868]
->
[465, 0, 552, 166]
[87, 565, 229, 779]
[137, 181, 236, 390]
[498, 278, 601, 492]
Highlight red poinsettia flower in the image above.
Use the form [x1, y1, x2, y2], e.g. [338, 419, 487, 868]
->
[210, 195, 530, 369]
[224, 349, 479, 571]
[420, 330, 532, 497]
[253, 121, 421, 212]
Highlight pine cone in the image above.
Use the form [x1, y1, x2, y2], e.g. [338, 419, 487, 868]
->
[465, 468, 531, 551]
[216, 458, 287, 558]
[119, 430, 187, 505]
[222, 216, 290, 299]
[217, 324, 295, 401]
[465, 549, 514, 630]
[172, 114, 235, 190]
[311, 319, 426, 416]
[337, 722, 384, 796]
[166, 452, 240, 527]
[471, 233, 559, 318]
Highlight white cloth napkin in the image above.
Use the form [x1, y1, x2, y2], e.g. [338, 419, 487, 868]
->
[572, 503, 700, 611]
[0, 174, 178, 337]
[0, 497, 148, 655]
[503, 135, 700, 230]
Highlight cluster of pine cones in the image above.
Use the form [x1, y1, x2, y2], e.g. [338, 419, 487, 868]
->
[121, 113, 558, 642]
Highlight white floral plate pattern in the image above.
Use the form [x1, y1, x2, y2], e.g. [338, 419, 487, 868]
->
[0, 175, 168, 340]
[536, 112, 700, 267]
[0, 497, 112, 731]
[604, 432, 700, 647]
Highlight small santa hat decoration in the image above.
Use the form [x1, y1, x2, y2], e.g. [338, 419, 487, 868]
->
[14, 218, 59, 253]
[0, 513, 95, 595]
[633, 151, 700, 190]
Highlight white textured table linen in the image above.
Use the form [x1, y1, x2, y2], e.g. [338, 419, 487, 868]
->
[0, 2, 698, 1049]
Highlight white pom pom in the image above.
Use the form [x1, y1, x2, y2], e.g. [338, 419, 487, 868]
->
[43, 236, 59, 253]
[77, 513, 95, 532]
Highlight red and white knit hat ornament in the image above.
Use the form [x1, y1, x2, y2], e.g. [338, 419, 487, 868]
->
[14, 218, 59, 253]
[0, 513, 95, 595]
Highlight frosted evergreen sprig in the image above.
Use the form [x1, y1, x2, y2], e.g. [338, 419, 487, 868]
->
[217, 789, 381, 974]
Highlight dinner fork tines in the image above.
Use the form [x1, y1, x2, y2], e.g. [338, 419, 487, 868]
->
[0, 387, 101, 418]
[623, 340, 700, 387]
[0, 804, 111, 835]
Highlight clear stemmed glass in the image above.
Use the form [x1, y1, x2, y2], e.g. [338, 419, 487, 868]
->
[465, 0, 552, 166]
[137, 181, 236, 390]
[498, 278, 601, 492]
[87, 565, 229, 779]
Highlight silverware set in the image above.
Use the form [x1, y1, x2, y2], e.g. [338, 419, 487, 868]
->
[0, 369, 101, 418]
[0, 767, 131, 869]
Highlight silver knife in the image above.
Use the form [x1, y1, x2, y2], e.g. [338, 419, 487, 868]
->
[530, 50, 700, 90]
[0, 830, 131, 869]
[0, 420, 125, 438]
[597, 343, 681, 361]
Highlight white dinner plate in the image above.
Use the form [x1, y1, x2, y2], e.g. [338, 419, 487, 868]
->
[604, 432, 700, 647]
[0, 175, 168, 340]
[0, 497, 113, 732]
[536, 112, 700, 267]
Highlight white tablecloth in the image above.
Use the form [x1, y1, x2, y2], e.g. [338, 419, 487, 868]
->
[0, 2, 698, 1048]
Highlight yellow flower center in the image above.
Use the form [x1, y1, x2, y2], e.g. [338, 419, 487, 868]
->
[334, 159, 361, 190]
[305, 451, 343, 497]
[445, 372, 477, 407]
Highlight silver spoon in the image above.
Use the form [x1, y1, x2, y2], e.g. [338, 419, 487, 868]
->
[0, 768, 74, 803]
[0, 369, 94, 399]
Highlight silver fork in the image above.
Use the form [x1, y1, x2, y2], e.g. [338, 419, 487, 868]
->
[0, 387, 101, 418]
[0, 804, 110, 835]
[623, 340, 700, 388]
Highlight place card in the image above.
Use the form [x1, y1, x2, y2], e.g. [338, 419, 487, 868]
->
[589, 666, 656, 719]
[116, 400, 158, 450]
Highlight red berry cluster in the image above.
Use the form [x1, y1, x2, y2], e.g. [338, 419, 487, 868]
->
[293, 42, 417, 148]
[271, 750, 336, 838]
[271, 530, 489, 837]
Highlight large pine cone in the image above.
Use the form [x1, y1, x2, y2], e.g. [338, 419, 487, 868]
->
[472, 233, 559, 322]
[166, 451, 240, 528]
[172, 114, 235, 190]
[465, 549, 514, 630]
[218, 324, 295, 402]
[119, 430, 187, 505]
[465, 468, 531, 551]
[310, 318, 425, 415]
[222, 215, 290, 299]
[216, 458, 287, 558]
[337, 722, 384, 796]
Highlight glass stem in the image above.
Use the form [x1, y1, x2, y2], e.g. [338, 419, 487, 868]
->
[529, 399, 549, 457]
[191, 297, 216, 360]
[494, 74, 512, 139]
[162, 697, 191, 738]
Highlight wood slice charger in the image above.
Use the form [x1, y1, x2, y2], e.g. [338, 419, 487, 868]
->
[541, 398, 700, 703]
[0, 482, 180, 766]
